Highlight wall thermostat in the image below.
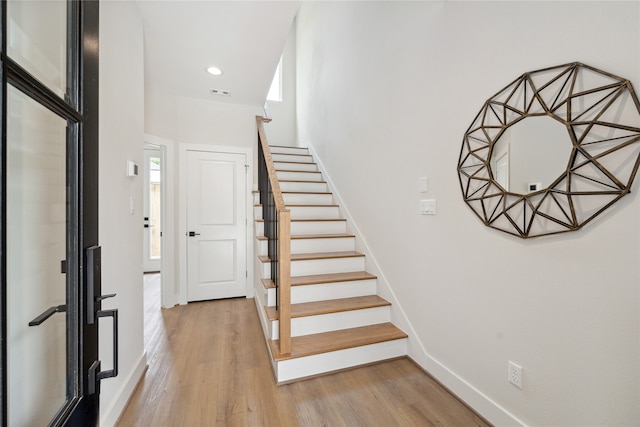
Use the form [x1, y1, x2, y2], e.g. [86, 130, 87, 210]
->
[126, 160, 138, 177]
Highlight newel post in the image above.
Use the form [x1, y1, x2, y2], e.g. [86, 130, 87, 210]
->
[278, 209, 291, 355]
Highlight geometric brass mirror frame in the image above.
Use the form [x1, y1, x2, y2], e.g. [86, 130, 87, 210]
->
[457, 62, 640, 238]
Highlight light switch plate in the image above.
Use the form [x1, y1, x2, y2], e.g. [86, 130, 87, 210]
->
[420, 199, 436, 215]
[419, 177, 428, 193]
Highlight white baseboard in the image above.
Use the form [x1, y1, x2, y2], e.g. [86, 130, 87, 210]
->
[100, 351, 148, 427]
[306, 143, 526, 427]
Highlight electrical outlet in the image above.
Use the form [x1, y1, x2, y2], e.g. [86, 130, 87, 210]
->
[508, 361, 523, 389]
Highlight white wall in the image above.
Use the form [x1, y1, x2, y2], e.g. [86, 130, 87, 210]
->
[99, 2, 146, 425]
[265, 20, 298, 146]
[296, 2, 640, 426]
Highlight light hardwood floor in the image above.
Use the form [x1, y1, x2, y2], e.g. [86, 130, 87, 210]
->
[117, 274, 490, 426]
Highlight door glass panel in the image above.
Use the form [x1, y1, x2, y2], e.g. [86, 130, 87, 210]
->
[150, 156, 161, 259]
[7, 0, 67, 98]
[7, 86, 69, 425]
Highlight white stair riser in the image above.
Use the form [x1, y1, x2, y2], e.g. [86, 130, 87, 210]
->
[291, 220, 346, 235]
[275, 162, 317, 172]
[257, 239, 266, 255]
[258, 205, 338, 220]
[272, 153, 314, 163]
[260, 261, 271, 279]
[260, 256, 365, 279]
[283, 193, 334, 205]
[270, 147, 309, 155]
[289, 205, 340, 220]
[258, 204, 342, 220]
[269, 306, 391, 339]
[265, 279, 378, 306]
[275, 338, 408, 383]
[279, 181, 327, 193]
[255, 220, 348, 238]
[292, 237, 355, 254]
[258, 237, 355, 256]
[292, 256, 365, 277]
[277, 171, 323, 182]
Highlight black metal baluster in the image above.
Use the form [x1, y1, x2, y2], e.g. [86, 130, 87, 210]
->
[258, 136, 280, 309]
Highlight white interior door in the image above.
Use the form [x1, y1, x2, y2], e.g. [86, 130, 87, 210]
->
[143, 148, 161, 272]
[186, 150, 247, 301]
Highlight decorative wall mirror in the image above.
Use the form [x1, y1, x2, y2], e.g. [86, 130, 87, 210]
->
[457, 62, 640, 238]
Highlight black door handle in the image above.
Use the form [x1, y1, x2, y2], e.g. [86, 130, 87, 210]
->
[97, 293, 116, 302]
[188, 231, 201, 237]
[97, 309, 118, 380]
[88, 308, 119, 395]
[28, 304, 67, 326]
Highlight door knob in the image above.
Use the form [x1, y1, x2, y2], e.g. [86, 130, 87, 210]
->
[188, 231, 201, 237]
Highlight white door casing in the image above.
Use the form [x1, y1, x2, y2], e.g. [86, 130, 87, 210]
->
[186, 150, 247, 301]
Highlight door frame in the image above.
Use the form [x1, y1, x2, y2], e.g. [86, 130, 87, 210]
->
[144, 134, 175, 309]
[143, 146, 162, 273]
[1, 1, 103, 425]
[178, 143, 254, 305]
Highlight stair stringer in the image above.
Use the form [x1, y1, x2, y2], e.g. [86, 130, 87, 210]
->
[252, 216, 272, 342]
[305, 144, 524, 427]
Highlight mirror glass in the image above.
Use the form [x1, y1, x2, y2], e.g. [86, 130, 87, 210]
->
[491, 116, 572, 194]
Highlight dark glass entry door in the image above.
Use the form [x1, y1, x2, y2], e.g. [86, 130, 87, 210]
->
[1, 1, 113, 426]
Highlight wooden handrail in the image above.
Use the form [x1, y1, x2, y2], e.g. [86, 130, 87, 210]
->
[256, 117, 287, 212]
[256, 116, 291, 355]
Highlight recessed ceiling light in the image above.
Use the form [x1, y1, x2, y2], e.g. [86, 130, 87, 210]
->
[206, 66, 223, 76]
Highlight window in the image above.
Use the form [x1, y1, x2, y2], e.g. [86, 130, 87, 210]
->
[267, 56, 282, 102]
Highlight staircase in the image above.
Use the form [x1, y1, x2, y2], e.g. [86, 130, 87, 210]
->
[253, 144, 408, 383]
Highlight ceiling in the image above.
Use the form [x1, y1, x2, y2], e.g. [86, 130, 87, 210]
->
[134, 1, 300, 107]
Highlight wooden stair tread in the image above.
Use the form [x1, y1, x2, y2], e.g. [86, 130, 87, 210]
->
[256, 203, 339, 208]
[271, 152, 313, 158]
[277, 169, 319, 173]
[292, 271, 376, 285]
[274, 161, 317, 166]
[286, 204, 339, 207]
[279, 179, 327, 184]
[261, 271, 377, 289]
[282, 191, 331, 195]
[291, 218, 345, 222]
[291, 233, 355, 239]
[269, 323, 407, 361]
[292, 251, 364, 261]
[270, 145, 309, 150]
[259, 251, 364, 264]
[255, 218, 346, 223]
[265, 295, 390, 321]
[258, 233, 355, 241]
